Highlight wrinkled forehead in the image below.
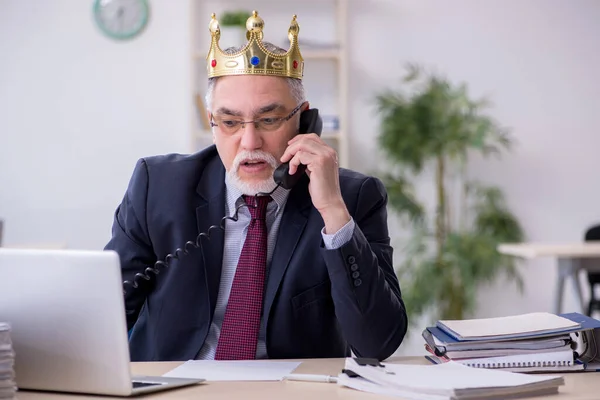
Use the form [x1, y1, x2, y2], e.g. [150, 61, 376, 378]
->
[211, 75, 296, 113]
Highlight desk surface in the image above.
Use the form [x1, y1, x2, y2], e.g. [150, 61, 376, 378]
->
[498, 242, 600, 259]
[13, 357, 600, 400]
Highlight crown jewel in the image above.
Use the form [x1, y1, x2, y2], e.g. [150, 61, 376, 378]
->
[206, 10, 304, 80]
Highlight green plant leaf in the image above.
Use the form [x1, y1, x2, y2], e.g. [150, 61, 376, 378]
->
[220, 10, 250, 27]
[380, 173, 425, 228]
[375, 64, 525, 328]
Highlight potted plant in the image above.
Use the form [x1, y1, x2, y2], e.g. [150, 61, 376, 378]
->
[219, 10, 250, 50]
[374, 64, 525, 326]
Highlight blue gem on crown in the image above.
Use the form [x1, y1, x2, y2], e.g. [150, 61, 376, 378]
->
[250, 56, 260, 66]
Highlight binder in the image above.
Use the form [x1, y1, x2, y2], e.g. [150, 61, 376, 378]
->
[424, 312, 600, 355]
[423, 327, 572, 355]
[436, 312, 581, 342]
[422, 312, 600, 373]
[424, 341, 573, 360]
[436, 312, 600, 343]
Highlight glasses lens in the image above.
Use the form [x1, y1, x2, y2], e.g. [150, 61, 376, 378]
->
[215, 117, 242, 133]
[257, 118, 284, 131]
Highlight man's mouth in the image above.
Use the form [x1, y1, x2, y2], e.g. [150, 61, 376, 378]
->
[242, 160, 266, 166]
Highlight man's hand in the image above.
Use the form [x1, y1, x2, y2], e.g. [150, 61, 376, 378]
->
[280, 133, 351, 234]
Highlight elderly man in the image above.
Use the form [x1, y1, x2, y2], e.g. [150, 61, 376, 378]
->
[105, 11, 408, 362]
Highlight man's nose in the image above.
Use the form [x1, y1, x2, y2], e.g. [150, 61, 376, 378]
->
[239, 122, 262, 150]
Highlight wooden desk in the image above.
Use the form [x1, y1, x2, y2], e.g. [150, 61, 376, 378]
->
[13, 357, 600, 399]
[498, 243, 600, 315]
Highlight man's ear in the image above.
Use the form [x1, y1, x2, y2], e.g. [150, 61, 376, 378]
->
[206, 110, 216, 143]
[303, 101, 310, 111]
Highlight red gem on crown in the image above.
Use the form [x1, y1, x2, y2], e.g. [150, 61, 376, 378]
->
[211, 59, 217, 67]
[293, 60, 298, 69]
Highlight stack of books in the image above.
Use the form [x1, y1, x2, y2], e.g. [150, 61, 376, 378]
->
[0, 323, 16, 399]
[337, 357, 565, 400]
[422, 312, 600, 372]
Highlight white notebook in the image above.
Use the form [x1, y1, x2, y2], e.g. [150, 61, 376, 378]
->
[428, 349, 584, 372]
[437, 312, 580, 341]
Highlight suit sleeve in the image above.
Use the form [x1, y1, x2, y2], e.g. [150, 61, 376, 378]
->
[320, 176, 408, 361]
[104, 158, 156, 330]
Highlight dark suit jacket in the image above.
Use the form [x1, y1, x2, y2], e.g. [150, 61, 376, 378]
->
[105, 145, 408, 361]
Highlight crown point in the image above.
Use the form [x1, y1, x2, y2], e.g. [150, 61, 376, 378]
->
[288, 14, 300, 39]
[246, 10, 264, 34]
[209, 12, 219, 34]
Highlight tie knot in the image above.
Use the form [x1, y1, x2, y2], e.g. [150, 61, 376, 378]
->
[243, 195, 272, 220]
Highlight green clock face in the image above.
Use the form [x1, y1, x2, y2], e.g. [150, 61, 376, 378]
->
[93, 0, 150, 40]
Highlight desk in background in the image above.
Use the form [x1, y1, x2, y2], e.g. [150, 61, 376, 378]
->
[13, 357, 600, 399]
[498, 243, 600, 315]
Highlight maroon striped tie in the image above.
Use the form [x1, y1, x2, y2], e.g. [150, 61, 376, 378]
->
[215, 195, 271, 360]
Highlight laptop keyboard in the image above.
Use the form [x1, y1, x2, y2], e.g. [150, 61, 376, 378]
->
[132, 381, 163, 388]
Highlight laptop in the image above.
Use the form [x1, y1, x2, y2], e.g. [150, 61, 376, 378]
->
[0, 248, 204, 396]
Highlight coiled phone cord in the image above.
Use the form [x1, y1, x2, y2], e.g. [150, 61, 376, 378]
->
[121, 184, 281, 294]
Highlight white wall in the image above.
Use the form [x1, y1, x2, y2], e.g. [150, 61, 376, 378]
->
[0, 0, 191, 249]
[345, 0, 600, 355]
[2, 0, 600, 356]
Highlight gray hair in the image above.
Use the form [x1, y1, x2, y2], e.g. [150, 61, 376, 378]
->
[205, 41, 306, 111]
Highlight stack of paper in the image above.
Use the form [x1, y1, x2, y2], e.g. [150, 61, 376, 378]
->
[0, 323, 16, 399]
[422, 312, 600, 372]
[338, 358, 564, 400]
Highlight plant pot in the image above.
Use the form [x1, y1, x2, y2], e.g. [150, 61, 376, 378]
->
[218, 26, 247, 50]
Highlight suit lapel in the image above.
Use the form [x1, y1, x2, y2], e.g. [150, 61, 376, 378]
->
[195, 155, 226, 320]
[263, 175, 312, 327]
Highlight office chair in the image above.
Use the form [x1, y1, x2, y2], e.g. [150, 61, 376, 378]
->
[584, 224, 600, 316]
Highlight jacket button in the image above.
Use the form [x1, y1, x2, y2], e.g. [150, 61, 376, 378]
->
[354, 279, 362, 287]
[352, 271, 360, 279]
[347, 256, 356, 264]
[350, 263, 359, 271]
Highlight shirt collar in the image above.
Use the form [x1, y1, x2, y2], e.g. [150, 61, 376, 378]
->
[224, 172, 290, 215]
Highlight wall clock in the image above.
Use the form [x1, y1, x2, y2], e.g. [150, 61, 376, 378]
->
[93, 0, 150, 40]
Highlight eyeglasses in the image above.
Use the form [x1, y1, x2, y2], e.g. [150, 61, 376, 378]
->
[210, 102, 304, 134]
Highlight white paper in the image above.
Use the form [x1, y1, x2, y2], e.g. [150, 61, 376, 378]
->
[163, 360, 301, 381]
[339, 358, 564, 399]
[337, 375, 449, 400]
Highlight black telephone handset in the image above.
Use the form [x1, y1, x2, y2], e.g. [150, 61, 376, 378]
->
[272, 108, 323, 189]
[122, 108, 323, 294]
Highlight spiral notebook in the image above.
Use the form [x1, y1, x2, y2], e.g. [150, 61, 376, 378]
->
[426, 348, 584, 372]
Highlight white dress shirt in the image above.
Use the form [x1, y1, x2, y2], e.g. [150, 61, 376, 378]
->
[196, 175, 355, 359]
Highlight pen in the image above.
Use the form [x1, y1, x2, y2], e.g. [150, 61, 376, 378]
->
[284, 374, 338, 383]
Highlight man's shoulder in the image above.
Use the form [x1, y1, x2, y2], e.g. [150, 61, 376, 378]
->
[338, 167, 385, 189]
[338, 167, 387, 201]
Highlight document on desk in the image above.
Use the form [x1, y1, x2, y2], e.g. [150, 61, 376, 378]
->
[162, 360, 302, 381]
[338, 358, 564, 400]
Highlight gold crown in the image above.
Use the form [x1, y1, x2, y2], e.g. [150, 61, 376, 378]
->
[206, 10, 304, 80]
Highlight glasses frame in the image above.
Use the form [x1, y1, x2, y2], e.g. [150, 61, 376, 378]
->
[210, 102, 305, 133]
